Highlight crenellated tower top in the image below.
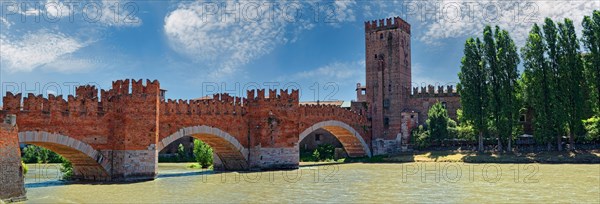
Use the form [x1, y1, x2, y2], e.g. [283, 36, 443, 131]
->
[364, 17, 410, 34]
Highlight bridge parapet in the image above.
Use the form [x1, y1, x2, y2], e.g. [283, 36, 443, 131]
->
[246, 89, 299, 104]
[1, 79, 160, 117]
[160, 93, 247, 116]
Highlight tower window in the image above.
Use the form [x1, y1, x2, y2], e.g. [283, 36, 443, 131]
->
[315, 134, 321, 141]
[374, 54, 377, 59]
[380, 33, 383, 39]
[384, 117, 390, 128]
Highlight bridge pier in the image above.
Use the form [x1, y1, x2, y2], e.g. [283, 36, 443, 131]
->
[104, 149, 158, 181]
[0, 115, 26, 203]
[249, 147, 299, 170]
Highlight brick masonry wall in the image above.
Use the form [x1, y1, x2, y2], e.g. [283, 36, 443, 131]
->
[0, 122, 26, 202]
[0, 80, 371, 177]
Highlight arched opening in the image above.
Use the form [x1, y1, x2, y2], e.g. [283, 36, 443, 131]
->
[299, 120, 372, 159]
[18, 131, 110, 181]
[158, 126, 248, 171]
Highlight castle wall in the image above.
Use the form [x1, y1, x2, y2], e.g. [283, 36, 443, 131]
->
[0, 115, 26, 203]
[409, 85, 461, 125]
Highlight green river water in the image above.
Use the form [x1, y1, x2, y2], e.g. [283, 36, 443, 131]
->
[20, 162, 600, 203]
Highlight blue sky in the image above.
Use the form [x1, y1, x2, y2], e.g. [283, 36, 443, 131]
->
[1, 0, 598, 103]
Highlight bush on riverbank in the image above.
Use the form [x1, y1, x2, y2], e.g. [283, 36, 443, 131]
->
[60, 159, 73, 180]
[193, 139, 213, 168]
[300, 144, 337, 162]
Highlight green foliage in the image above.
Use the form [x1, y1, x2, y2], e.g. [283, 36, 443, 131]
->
[483, 25, 521, 151]
[582, 10, 600, 114]
[301, 144, 337, 162]
[193, 139, 213, 168]
[522, 22, 560, 145]
[310, 144, 335, 161]
[60, 157, 73, 180]
[583, 116, 600, 141]
[311, 149, 320, 161]
[21, 145, 63, 163]
[456, 125, 477, 142]
[458, 37, 488, 151]
[427, 102, 450, 143]
[412, 125, 430, 149]
[21, 160, 28, 175]
[557, 18, 588, 140]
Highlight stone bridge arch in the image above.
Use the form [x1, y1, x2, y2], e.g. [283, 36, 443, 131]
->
[18, 131, 111, 181]
[158, 125, 248, 170]
[299, 120, 372, 157]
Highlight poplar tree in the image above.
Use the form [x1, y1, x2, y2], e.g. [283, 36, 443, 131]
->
[557, 18, 587, 149]
[543, 18, 566, 151]
[521, 23, 558, 150]
[582, 10, 600, 113]
[482, 25, 520, 152]
[483, 25, 504, 151]
[495, 28, 520, 151]
[458, 37, 488, 152]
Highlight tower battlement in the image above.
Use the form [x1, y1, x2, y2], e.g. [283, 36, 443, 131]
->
[246, 89, 299, 104]
[364, 17, 410, 34]
[411, 85, 458, 97]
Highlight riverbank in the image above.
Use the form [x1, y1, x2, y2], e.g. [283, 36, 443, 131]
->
[345, 150, 600, 164]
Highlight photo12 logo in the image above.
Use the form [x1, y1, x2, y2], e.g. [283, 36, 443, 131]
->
[401, 163, 539, 183]
[1, 1, 139, 24]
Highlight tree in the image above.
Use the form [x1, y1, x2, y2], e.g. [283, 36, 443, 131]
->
[482, 25, 520, 152]
[543, 18, 567, 151]
[412, 125, 430, 149]
[427, 102, 450, 144]
[521, 23, 558, 150]
[495, 27, 520, 151]
[458, 37, 488, 152]
[557, 18, 587, 150]
[483, 25, 503, 151]
[193, 139, 213, 168]
[582, 10, 600, 114]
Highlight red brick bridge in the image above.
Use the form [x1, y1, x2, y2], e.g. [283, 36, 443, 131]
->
[0, 79, 371, 181]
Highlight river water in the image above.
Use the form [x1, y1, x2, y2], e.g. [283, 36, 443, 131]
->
[20, 162, 599, 203]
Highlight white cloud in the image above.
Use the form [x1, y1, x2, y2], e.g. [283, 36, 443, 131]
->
[24, 8, 42, 16]
[90, 0, 142, 27]
[45, 0, 72, 18]
[415, 1, 600, 46]
[0, 31, 87, 73]
[164, 0, 356, 79]
[0, 17, 11, 28]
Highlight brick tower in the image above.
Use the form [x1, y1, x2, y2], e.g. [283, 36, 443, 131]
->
[364, 17, 411, 154]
